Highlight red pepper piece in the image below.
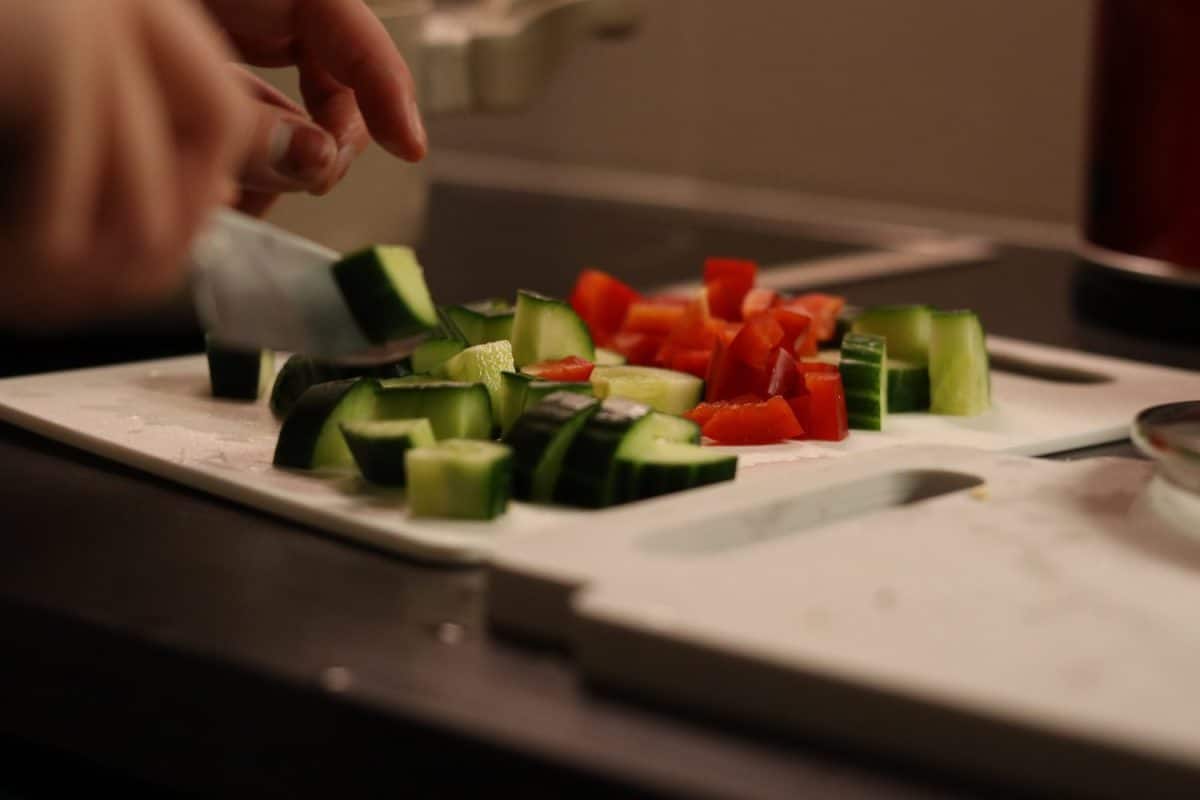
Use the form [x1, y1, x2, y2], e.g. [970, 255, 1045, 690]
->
[702, 396, 805, 445]
[568, 269, 641, 347]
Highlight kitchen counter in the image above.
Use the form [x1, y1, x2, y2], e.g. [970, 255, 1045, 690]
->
[1, 184, 1197, 798]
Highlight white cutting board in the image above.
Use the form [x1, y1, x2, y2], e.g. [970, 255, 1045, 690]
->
[489, 446, 1200, 797]
[0, 338, 1195, 564]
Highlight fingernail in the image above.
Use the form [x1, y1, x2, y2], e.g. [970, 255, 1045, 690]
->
[407, 95, 427, 156]
[272, 122, 336, 183]
[335, 144, 356, 183]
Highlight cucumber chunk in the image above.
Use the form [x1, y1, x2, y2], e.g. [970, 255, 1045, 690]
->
[504, 391, 601, 502]
[839, 332, 887, 431]
[442, 300, 515, 345]
[929, 310, 991, 416]
[376, 381, 492, 439]
[851, 305, 932, 364]
[332, 246, 438, 343]
[594, 347, 627, 366]
[411, 338, 466, 375]
[510, 290, 595, 367]
[590, 365, 703, 417]
[555, 398, 701, 508]
[406, 440, 513, 520]
[437, 340, 515, 426]
[887, 360, 932, 412]
[340, 418, 436, 486]
[613, 440, 737, 503]
[524, 380, 595, 411]
[206, 336, 274, 401]
[498, 371, 535, 436]
[269, 354, 410, 419]
[273, 378, 379, 471]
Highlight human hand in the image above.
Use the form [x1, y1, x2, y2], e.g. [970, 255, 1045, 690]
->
[0, 0, 255, 330]
[203, 0, 427, 184]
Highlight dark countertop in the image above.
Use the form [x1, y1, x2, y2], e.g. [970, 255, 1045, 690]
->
[1, 184, 1198, 799]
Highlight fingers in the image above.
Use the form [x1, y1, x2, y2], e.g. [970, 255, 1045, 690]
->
[136, 0, 254, 248]
[240, 98, 337, 194]
[294, 0, 426, 161]
[297, 55, 369, 193]
[231, 64, 307, 115]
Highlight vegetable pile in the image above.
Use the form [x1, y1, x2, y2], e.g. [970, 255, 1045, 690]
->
[206, 245, 992, 522]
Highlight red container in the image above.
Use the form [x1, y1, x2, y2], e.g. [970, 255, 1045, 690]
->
[1084, 1, 1200, 275]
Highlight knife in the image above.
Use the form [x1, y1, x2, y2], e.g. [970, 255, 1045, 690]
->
[190, 209, 418, 362]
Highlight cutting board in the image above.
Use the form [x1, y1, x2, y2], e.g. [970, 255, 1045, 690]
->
[0, 337, 1195, 563]
[488, 446, 1200, 797]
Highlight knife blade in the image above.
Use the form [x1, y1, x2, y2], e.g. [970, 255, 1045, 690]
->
[190, 209, 400, 361]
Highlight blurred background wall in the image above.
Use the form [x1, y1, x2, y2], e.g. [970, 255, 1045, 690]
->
[427, 0, 1094, 245]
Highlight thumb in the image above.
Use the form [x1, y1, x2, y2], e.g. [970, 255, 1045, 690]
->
[239, 99, 338, 194]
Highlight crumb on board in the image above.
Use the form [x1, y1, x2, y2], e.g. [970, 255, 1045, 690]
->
[969, 485, 991, 501]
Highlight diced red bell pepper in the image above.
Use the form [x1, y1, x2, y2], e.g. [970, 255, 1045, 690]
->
[802, 372, 849, 441]
[705, 336, 765, 402]
[685, 400, 738, 427]
[771, 308, 815, 358]
[665, 347, 713, 379]
[568, 269, 641, 347]
[704, 257, 758, 320]
[786, 395, 812, 439]
[622, 302, 687, 336]
[609, 331, 664, 366]
[764, 347, 799, 397]
[781, 293, 845, 342]
[644, 293, 693, 306]
[729, 311, 784, 370]
[702, 396, 805, 445]
[741, 288, 780, 320]
[521, 356, 594, 382]
[661, 290, 722, 351]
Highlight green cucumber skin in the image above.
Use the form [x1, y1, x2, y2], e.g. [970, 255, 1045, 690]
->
[887, 363, 931, 412]
[613, 455, 737, 503]
[511, 290, 595, 367]
[269, 354, 409, 419]
[840, 332, 887, 365]
[498, 371, 534, 436]
[851, 305, 933, 364]
[504, 392, 600, 502]
[406, 440, 513, 521]
[929, 311, 992, 416]
[443, 303, 516, 345]
[340, 420, 434, 487]
[333, 246, 437, 343]
[273, 379, 378, 470]
[555, 398, 652, 508]
[524, 381, 595, 411]
[375, 383, 492, 440]
[412, 339, 466, 375]
[206, 339, 273, 401]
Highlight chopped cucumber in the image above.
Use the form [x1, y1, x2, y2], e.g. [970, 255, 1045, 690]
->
[268, 354, 410, 419]
[411, 338, 465, 375]
[510, 290, 595, 367]
[840, 332, 887, 431]
[340, 418, 436, 486]
[613, 440, 737, 503]
[524, 380, 595, 412]
[594, 348, 627, 366]
[375, 381, 492, 439]
[497, 371, 535, 436]
[851, 305, 932, 364]
[406, 440, 513, 520]
[590, 365, 703, 417]
[887, 360, 931, 412]
[555, 398, 701, 508]
[929, 310, 991, 416]
[436, 340, 515, 426]
[442, 300, 515, 345]
[273, 378, 379, 471]
[504, 392, 601, 502]
[332, 246, 438, 343]
[205, 336, 274, 401]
